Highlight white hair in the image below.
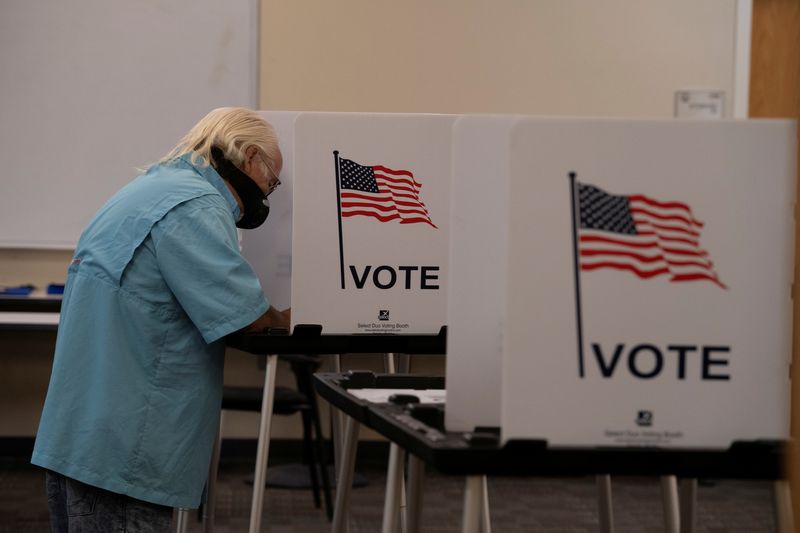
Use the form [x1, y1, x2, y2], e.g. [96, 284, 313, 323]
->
[160, 107, 280, 169]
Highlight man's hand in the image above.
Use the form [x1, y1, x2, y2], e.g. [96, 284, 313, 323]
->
[279, 307, 291, 326]
[242, 306, 291, 333]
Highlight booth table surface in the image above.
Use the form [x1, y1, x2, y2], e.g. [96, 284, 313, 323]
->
[226, 326, 447, 355]
[313, 372, 785, 480]
[0, 297, 448, 355]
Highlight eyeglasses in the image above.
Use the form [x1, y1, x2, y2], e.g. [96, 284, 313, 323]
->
[259, 153, 281, 195]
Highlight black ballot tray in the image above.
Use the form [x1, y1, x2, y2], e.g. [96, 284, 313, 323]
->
[313, 371, 786, 479]
[227, 324, 447, 355]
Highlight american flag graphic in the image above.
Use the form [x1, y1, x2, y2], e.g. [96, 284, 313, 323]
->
[337, 156, 437, 228]
[577, 182, 726, 289]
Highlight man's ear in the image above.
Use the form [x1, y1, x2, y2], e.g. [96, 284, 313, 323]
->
[242, 145, 260, 174]
[244, 145, 260, 162]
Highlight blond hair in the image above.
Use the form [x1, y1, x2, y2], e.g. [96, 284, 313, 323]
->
[160, 107, 279, 169]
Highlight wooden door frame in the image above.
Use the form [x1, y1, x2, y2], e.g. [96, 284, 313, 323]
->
[749, 0, 800, 524]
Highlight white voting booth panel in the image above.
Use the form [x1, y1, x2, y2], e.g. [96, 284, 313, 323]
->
[291, 113, 456, 334]
[240, 111, 298, 310]
[448, 117, 795, 449]
[446, 115, 519, 432]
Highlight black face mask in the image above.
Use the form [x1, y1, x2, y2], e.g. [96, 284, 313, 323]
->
[210, 146, 270, 229]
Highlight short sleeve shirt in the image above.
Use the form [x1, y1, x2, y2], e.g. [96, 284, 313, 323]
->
[31, 156, 268, 508]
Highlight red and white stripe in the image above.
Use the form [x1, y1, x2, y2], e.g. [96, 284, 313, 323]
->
[580, 194, 725, 288]
[341, 165, 436, 227]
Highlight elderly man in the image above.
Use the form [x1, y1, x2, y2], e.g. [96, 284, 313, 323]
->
[32, 107, 288, 532]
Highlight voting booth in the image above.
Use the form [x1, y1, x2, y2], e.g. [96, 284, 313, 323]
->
[245, 112, 455, 334]
[238, 112, 795, 533]
[291, 113, 454, 334]
[244, 112, 794, 450]
[447, 116, 796, 449]
[237, 112, 454, 533]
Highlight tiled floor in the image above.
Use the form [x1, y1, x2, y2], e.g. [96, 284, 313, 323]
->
[0, 457, 779, 532]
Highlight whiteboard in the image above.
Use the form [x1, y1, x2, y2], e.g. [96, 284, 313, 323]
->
[0, 0, 258, 249]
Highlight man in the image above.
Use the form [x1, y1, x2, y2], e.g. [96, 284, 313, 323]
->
[32, 107, 288, 531]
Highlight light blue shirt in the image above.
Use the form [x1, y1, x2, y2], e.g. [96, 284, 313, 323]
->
[31, 155, 269, 508]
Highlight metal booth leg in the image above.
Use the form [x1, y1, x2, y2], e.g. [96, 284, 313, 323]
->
[461, 476, 483, 533]
[383, 352, 397, 374]
[174, 508, 190, 533]
[202, 410, 225, 532]
[480, 476, 492, 533]
[596, 474, 614, 533]
[396, 353, 411, 373]
[773, 480, 794, 533]
[660, 475, 680, 533]
[332, 416, 361, 533]
[382, 352, 407, 533]
[381, 443, 406, 533]
[331, 354, 346, 477]
[247, 354, 279, 533]
[678, 478, 697, 533]
[405, 454, 426, 533]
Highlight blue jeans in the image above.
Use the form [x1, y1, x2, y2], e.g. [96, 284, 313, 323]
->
[45, 471, 173, 532]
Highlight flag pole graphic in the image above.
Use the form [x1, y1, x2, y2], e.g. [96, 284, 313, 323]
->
[568, 172, 585, 378]
[333, 151, 346, 289]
